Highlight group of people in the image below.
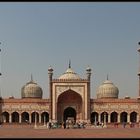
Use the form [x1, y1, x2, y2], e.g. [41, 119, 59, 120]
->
[62, 120, 86, 129]
[44, 120, 140, 129]
[113, 120, 140, 128]
[45, 120, 86, 129]
[95, 121, 105, 128]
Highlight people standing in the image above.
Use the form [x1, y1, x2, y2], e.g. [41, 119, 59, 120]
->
[63, 121, 66, 129]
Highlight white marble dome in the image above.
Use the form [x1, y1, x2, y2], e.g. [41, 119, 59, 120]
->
[21, 78, 43, 98]
[96, 80, 119, 99]
[58, 68, 81, 80]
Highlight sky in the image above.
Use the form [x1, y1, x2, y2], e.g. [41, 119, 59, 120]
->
[0, 2, 140, 99]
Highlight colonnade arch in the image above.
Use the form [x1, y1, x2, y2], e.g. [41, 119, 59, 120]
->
[31, 112, 39, 123]
[91, 111, 138, 123]
[1, 112, 9, 123]
[90, 112, 98, 124]
[120, 112, 127, 123]
[130, 111, 137, 122]
[101, 112, 108, 123]
[110, 112, 118, 122]
[1, 111, 50, 124]
[1, 110, 139, 124]
[21, 112, 29, 122]
[41, 112, 49, 123]
[12, 112, 19, 122]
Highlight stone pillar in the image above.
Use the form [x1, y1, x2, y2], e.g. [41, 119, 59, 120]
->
[29, 113, 31, 124]
[137, 114, 139, 123]
[19, 114, 21, 123]
[39, 113, 41, 123]
[55, 102, 57, 122]
[127, 113, 130, 123]
[118, 114, 120, 123]
[98, 114, 101, 122]
[108, 114, 110, 123]
[9, 113, 12, 123]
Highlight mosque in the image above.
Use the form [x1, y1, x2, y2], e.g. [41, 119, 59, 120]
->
[0, 57, 140, 126]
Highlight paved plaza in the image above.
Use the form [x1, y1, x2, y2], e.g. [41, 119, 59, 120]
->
[0, 124, 140, 138]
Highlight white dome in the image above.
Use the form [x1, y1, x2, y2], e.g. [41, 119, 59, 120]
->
[96, 80, 119, 99]
[21, 80, 43, 98]
[58, 68, 81, 80]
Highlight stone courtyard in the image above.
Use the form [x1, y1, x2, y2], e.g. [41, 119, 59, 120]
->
[0, 124, 140, 138]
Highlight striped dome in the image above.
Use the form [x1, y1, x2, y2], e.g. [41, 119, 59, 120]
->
[96, 80, 119, 99]
[58, 68, 81, 80]
[21, 77, 43, 98]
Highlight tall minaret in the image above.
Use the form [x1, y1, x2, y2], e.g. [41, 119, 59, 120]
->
[0, 42, 2, 124]
[86, 66, 92, 123]
[0, 43, 2, 98]
[86, 66, 91, 81]
[138, 42, 140, 96]
[0, 43, 1, 76]
[48, 66, 53, 121]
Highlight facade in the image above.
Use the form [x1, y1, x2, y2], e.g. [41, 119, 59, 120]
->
[0, 63, 140, 125]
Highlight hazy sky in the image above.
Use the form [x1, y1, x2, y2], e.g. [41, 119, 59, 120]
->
[0, 2, 140, 99]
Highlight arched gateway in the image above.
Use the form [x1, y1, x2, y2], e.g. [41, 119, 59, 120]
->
[63, 107, 76, 122]
[48, 64, 91, 123]
[57, 90, 82, 122]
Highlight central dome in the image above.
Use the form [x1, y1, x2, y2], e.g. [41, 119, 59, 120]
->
[58, 61, 81, 80]
[58, 68, 81, 80]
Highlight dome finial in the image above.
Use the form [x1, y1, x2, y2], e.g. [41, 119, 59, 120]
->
[31, 74, 33, 82]
[69, 59, 71, 68]
[107, 74, 109, 80]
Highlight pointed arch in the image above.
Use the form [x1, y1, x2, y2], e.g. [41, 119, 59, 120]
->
[2, 112, 9, 123]
[11, 112, 19, 123]
[90, 112, 98, 124]
[111, 111, 118, 122]
[130, 111, 137, 122]
[41, 112, 49, 123]
[101, 112, 108, 123]
[63, 107, 76, 122]
[21, 112, 29, 123]
[120, 112, 127, 122]
[31, 112, 39, 123]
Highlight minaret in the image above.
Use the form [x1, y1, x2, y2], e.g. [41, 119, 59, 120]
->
[0, 43, 2, 98]
[86, 66, 91, 81]
[0, 43, 2, 124]
[138, 42, 140, 96]
[0, 43, 1, 76]
[86, 66, 92, 123]
[48, 66, 53, 121]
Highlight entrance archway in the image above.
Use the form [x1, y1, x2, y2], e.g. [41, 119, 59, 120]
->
[57, 89, 82, 123]
[63, 107, 76, 122]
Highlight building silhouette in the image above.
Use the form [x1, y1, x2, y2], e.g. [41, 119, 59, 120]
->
[0, 60, 139, 126]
